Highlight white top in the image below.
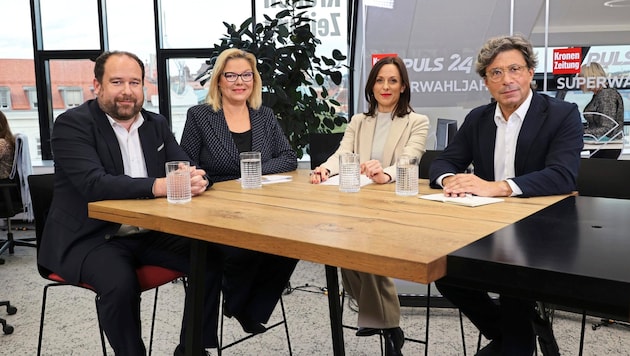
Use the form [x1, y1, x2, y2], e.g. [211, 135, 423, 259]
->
[107, 113, 148, 178]
[371, 111, 393, 162]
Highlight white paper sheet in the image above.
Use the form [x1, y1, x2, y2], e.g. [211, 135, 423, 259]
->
[419, 193, 504, 207]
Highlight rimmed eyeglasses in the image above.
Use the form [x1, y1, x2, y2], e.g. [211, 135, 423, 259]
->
[223, 71, 254, 82]
[485, 64, 528, 82]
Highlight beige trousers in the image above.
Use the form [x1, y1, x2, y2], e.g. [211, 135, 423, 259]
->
[341, 268, 401, 329]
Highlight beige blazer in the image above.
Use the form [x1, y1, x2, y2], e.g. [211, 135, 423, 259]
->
[321, 111, 429, 181]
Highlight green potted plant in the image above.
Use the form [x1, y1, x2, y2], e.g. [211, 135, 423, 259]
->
[198, 0, 348, 158]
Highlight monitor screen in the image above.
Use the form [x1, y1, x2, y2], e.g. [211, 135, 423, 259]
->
[436, 118, 458, 150]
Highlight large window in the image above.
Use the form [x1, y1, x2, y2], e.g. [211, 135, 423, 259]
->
[1, 0, 351, 163]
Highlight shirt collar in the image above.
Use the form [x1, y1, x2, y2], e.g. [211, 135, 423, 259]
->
[106, 112, 144, 131]
[493, 89, 533, 124]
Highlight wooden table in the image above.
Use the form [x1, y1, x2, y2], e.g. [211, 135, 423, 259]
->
[88, 170, 567, 355]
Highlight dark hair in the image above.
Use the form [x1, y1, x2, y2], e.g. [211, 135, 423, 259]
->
[475, 34, 538, 78]
[364, 56, 412, 118]
[94, 51, 145, 84]
[0, 110, 15, 150]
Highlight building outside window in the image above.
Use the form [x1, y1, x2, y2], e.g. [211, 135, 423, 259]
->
[0, 87, 11, 109]
[58, 87, 83, 108]
[24, 87, 38, 109]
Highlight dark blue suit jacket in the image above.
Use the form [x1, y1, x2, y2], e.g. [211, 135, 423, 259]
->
[38, 99, 193, 283]
[429, 92, 584, 197]
[180, 104, 297, 183]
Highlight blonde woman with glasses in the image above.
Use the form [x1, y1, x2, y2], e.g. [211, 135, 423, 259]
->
[181, 48, 298, 335]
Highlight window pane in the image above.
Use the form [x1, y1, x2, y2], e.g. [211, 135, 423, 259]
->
[160, 0, 252, 49]
[0, 0, 33, 59]
[164, 58, 209, 142]
[107, 0, 156, 64]
[40, 0, 100, 50]
[0, 0, 40, 163]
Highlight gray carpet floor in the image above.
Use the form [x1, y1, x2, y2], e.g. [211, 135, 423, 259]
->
[1, 223, 629, 355]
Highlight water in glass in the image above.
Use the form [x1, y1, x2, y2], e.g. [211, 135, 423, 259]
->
[240, 152, 262, 189]
[166, 161, 192, 203]
[396, 156, 419, 196]
[339, 153, 360, 192]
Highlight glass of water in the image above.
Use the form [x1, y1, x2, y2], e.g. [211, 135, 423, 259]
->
[240, 151, 262, 189]
[396, 155, 419, 196]
[338, 152, 360, 193]
[165, 161, 192, 203]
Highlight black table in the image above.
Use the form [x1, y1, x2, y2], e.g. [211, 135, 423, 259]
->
[446, 195, 630, 322]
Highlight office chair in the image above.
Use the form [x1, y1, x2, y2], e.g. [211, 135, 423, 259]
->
[308, 132, 344, 169]
[418, 150, 443, 179]
[218, 293, 292, 355]
[28, 174, 186, 356]
[0, 300, 16, 334]
[0, 134, 36, 263]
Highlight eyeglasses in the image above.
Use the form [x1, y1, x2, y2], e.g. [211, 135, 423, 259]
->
[485, 64, 528, 82]
[223, 71, 254, 82]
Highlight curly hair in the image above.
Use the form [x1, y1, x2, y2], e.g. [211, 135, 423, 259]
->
[475, 34, 538, 79]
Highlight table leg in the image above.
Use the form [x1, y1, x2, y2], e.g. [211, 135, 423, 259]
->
[325, 265, 345, 356]
[185, 239, 206, 356]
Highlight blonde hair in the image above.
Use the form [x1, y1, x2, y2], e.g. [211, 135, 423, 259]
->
[205, 49, 263, 110]
[580, 62, 608, 92]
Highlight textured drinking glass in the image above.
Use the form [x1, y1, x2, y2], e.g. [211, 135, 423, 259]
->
[240, 151, 262, 189]
[338, 153, 360, 193]
[165, 161, 192, 203]
[396, 155, 419, 196]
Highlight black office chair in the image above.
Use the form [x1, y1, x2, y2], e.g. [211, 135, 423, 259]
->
[419, 150, 442, 179]
[308, 132, 344, 169]
[0, 300, 16, 334]
[28, 174, 186, 356]
[0, 134, 36, 263]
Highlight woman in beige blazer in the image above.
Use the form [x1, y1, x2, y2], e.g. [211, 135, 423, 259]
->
[311, 56, 429, 356]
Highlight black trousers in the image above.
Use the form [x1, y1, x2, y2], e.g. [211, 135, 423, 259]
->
[219, 244, 298, 323]
[435, 278, 536, 356]
[80, 232, 222, 356]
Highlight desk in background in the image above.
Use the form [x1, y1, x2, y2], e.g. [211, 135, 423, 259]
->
[88, 170, 567, 355]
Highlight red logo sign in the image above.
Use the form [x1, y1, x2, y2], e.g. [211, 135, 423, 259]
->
[371, 53, 398, 66]
[552, 48, 582, 75]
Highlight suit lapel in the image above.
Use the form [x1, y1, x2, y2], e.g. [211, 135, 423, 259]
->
[516, 93, 547, 174]
[357, 115, 376, 161]
[138, 111, 161, 177]
[210, 108, 239, 157]
[381, 115, 407, 165]
[89, 100, 125, 174]
[250, 108, 265, 152]
[479, 104, 498, 178]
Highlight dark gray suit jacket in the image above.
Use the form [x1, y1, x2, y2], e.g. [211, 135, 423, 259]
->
[38, 99, 192, 283]
[180, 104, 297, 183]
[429, 92, 584, 197]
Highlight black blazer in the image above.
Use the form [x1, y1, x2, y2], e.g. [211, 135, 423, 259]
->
[181, 104, 297, 183]
[429, 92, 584, 197]
[38, 99, 192, 283]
